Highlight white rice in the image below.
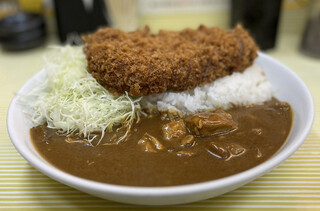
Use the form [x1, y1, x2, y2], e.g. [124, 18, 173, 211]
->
[141, 64, 272, 114]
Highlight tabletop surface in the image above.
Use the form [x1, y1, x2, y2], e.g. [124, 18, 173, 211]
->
[0, 33, 320, 210]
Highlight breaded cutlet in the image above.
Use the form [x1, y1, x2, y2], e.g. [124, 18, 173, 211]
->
[82, 25, 258, 96]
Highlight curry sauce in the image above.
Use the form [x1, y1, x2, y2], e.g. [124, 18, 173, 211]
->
[30, 98, 292, 186]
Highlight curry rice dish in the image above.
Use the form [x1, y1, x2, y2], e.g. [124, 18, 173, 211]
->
[29, 25, 293, 187]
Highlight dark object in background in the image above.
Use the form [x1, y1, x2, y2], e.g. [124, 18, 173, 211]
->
[231, 0, 282, 50]
[54, 0, 109, 44]
[0, 12, 46, 51]
[300, 0, 320, 58]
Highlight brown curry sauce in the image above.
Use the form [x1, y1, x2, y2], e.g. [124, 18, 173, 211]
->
[30, 98, 292, 187]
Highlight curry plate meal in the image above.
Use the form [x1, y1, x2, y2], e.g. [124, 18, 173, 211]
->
[23, 25, 293, 187]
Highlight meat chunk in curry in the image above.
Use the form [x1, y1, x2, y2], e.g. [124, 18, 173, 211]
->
[185, 110, 238, 137]
[162, 119, 187, 141]
[206, 141, 246, 160]
[138, 133, 165, 153]
[162, 119, 195, 147]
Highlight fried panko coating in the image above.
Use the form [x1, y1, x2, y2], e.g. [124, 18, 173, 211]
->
[82, 25, 258, 96]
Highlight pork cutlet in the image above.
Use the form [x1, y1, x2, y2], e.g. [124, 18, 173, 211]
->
[82, 25, 258, 96]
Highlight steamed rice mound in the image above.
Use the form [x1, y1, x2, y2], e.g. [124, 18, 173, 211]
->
[141, 64, 272, 114]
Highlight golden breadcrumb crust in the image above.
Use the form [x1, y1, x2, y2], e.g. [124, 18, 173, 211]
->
[82, 25, 258, 96]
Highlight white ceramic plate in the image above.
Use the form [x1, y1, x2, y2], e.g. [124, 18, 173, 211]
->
[7, 52, 314, 205]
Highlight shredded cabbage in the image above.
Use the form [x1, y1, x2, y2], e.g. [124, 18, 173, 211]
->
[24, 46, 142, 146]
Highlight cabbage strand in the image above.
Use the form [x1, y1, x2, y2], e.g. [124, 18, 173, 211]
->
[26, 46, 141, 146]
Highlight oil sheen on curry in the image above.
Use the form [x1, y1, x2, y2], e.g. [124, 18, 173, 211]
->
[30, 98, 292, 187]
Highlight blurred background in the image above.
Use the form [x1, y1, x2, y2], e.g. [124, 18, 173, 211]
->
[0, 0, 318, 54]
